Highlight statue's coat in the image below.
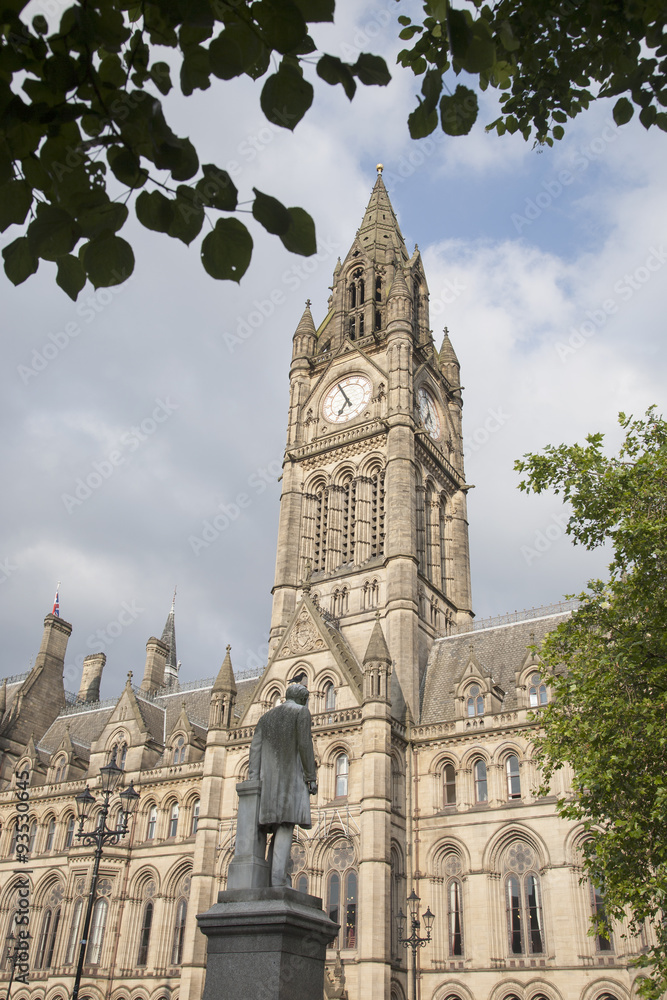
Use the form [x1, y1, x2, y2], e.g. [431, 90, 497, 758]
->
[248, 699, 317, 829]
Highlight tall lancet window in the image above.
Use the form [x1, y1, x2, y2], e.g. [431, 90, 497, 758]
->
[314, 485, 328, 572]
[370, 468, 385, 558]
[341, 476, 355, 564]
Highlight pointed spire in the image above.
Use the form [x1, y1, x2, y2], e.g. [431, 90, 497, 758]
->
[363, 615, 392, 664]
[161, 590, 179, 687]
[351, 166, 407, 266]
[439, 327, 459, 366]
[388, 258, 409, 300]
[213, 644, 237, 695]
[295, 300, 316, 337]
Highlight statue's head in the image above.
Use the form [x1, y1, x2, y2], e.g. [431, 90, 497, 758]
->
[285, 683, 309, 706]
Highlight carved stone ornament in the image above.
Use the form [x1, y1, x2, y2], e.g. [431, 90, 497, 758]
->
[288, 612, 325, 655]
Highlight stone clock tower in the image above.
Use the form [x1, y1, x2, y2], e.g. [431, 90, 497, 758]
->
[269, 167, 473, 722]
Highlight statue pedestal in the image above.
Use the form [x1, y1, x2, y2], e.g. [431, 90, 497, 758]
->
[197, 887, 339, 1000]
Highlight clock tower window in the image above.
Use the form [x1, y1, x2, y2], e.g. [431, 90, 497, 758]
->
[313, 486, 328, 573]
[370, 468, 385, 558]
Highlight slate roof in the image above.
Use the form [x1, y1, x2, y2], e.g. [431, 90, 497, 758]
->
[419, 611, 571, 724]
[39, 706, 115, 753]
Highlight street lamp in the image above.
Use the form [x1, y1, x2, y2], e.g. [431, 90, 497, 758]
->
[71, 754, 139, 1000]
[2, 930, 31, 1000]
[396, 887, 435, 1000]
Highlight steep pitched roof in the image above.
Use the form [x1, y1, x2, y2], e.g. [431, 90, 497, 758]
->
[420, 612, 571, 724]
[212, 645, 236, 696]
[363, 617, 392, 664]
[348, 169, 408, 266]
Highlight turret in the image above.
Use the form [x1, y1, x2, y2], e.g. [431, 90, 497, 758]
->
[291, 300, 317, 361]
[386, 260, 412, 327]
[209, 644, 237, 729]
[439, 326, 461, 386]
[363, 616, 392, 704]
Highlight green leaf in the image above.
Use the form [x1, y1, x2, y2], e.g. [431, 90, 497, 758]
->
[291, 0, 334, 21]
[253, 0, 307, 55]
[208, 22, 266, 80]
[43, 54, 80, 94]
[154, 137, 199, 181]
[107, 147, 148, 188]
[446, 6, 472, 60]
[180, 44, 211, 96]
[460, 20, 496, 73]
[150, 61, 172, 95]
[168, 186, 205, 245]
[260, 64, 314, 130]
[421, 68, 443, 110]
[353, 53, 391, 86]
[196, 164, 237, 211]
[316, 54, 356, 100]
[553, 124, 564, 140]
[56, 254, 86, 300]
[252, 188, 291, 236]
[135, 190, 175, 233]
[201, 217, 253, 282]
[79, 235, 135, 288]
[280, 206, 316, 256]
[613, 97, 634, 126]
[32, 14, 48, 33]
[0, 180, 32, 232]
[77, 200, 129, 240]
[2, 236, 38, 285]
[27, 204, 81, 261]
[408, 99, 438, 139]
[440, 85, 478, 135]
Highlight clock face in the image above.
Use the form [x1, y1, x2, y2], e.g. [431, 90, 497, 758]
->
[323, 375, 372, 423]
[417, 387, 441, 440]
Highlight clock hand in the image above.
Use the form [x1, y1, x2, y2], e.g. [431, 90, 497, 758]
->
[338, 384, 352, 406]
[337, 398, 351, 416]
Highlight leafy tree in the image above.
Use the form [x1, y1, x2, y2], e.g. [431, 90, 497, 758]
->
[515, 408, 667, 999]
[1, 0, 665, 298]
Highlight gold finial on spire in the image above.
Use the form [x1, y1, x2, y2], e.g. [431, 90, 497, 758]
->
[376, 163, 384, 174]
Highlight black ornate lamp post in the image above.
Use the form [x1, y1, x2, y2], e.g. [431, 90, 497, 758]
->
[396, 888, 435, 1000]
[3, 930, 31, 1000]
[71, 754, 139, 1000]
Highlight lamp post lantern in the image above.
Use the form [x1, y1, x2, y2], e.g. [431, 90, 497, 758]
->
[3, 930, 31, 1000]
[70, 754, 139, 1000]
[396, 888, 435, 1000]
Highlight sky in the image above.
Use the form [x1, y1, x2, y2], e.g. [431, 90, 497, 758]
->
[1, 0, 666, 700]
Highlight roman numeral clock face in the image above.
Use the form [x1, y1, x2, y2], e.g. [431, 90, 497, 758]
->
[323, 375, 372, 423]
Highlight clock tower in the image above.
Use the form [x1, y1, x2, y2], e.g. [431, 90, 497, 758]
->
[269, 166, 473, 721]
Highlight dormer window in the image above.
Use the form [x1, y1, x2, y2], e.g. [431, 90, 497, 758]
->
[467, 685, 484, 717]
[172, 737, 186, 765]
[54, 756, 67, 783]
[529, 673, 548, 707]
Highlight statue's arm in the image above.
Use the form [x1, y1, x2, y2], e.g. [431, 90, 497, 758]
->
[297, 708, 318, 793]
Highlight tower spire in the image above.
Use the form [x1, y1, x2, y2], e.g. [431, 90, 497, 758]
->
[351, 167, 408, 266]
[161, 589, 179, 689]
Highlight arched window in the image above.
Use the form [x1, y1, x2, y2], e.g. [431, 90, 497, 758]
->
[172, 737, 186, 765]
[87, 897, 108, 965]
[111, 740, 127, 770]
[503, 842, 544, 955]
[341, 477, 355, 565]
[363, 578, 379, 609]
[370, 468, 385, 558]
[54, 756, 67, 783]
[591, 880, 613, 951]
[295, 874, 308, 894]
[65, 814, 75, 849]
[146, 805, 157, 840]
[349, 283, 356, 308]
[36, 885, 63, 969]
[425, 484, 435, 582]
[335, 753, 349, 798]
[191, 799, 200, 835]
[28, 821, 37, 854]
[506, 755, 521, 799]
[390, 847, 403, 960]
[45, 816, 56, 852]
[326, 839, 357, 950]
[349, 317, 356, 340]
[36, 910, 52, 968]
[137, 900, 154, 966]
[529, 672, 548, 707]
[473, 759, 487, 803]
[448, 879, 463, 956]
[168, 803, 179, 838]
[466, 684, 484, 717]
[171, 897, 188, 965]
[443, 763, 456, 805]
[324, 682, 336, 711]
[65, 895, 84, 964]
[375, 276, 382, 302]
[313, 486, 328, 572]
[9, 820, 19, 856]
[439, 501, 448, 595]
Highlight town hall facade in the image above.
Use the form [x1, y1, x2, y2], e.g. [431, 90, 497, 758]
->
[0, 170, 646, 1000]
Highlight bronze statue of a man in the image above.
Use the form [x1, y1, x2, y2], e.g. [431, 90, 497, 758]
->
[248, 682, 318, 887]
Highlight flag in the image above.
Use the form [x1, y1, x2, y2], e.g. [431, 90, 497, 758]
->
[52, 584, 60, 618]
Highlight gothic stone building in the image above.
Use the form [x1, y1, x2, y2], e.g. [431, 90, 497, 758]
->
[0, 171, 646, 1000]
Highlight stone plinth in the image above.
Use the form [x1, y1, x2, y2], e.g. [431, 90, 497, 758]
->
[197, 887, 339, 1000]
